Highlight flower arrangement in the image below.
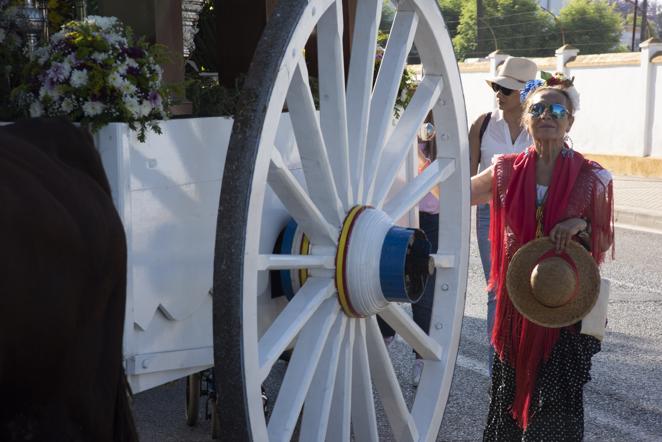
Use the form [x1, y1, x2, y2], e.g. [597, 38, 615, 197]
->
[520, 71, 580, 111]
[14, 15, 170, 141]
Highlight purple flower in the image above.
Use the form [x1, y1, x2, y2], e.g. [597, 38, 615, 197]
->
[47, 62, 71, 83]
[148, 91, 161, 108]
[127, 66, 140, 77]
[124, 47, 144, 59]
[520, 79, 544, 103]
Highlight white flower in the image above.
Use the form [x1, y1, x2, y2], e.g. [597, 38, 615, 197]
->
[126, 58, 139, 69]
[33, 46, 49, 65]
[138, 101, 153, 118]
[82, 100, 105, 117]
[60, 97, 75, 113]
[70, 69, 88, 88]
[123, 95, 140, 118]
[91, 52, 107, 63]
[154, 65, 163, 82]
[104, 33, 127, 46]
[29, 101, 44, 117]
[50, 31, 65, 44]
[120, 81, 136, 96]
[85, 16, 118, 31]
[39, 84, 62, 101]
[108, 71, 124, 89]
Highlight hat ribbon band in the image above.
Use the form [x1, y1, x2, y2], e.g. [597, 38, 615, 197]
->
[532, 250, 579, 308]
[500, 74, 527, 85]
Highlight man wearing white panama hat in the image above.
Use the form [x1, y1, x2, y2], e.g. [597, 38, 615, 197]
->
[469, 56, 538, 376]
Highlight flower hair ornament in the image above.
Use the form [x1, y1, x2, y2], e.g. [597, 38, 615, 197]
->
[520, 71, 580, 112]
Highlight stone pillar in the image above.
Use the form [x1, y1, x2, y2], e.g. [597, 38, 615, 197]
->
[99, 0, 191, 115]
[555, 44, 579, 77]
[488, 50, 508, 110]
[639, 38, 662, 157]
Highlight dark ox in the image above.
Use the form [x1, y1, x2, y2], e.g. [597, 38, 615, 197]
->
[0, 119, 138, 441]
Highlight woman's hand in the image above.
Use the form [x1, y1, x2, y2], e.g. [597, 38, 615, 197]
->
[549, 218, 588, 252]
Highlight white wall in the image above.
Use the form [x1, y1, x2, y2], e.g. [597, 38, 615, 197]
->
[460, 71, 495, 127]
[652, 63, 662, 157]
[570, 65, 642, 156]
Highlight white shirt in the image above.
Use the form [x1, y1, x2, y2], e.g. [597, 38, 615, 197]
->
[479, 109, 532, 173]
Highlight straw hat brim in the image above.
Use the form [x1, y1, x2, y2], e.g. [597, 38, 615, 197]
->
[506, 237, 600, 328]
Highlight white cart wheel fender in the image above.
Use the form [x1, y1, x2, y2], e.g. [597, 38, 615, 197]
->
[212, 0, 470, 440]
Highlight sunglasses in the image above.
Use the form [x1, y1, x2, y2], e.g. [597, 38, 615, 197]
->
[491, 83, 514, 96]
[528, 102, 569, 120]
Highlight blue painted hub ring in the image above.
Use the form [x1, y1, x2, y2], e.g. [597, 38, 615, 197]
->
[379, 226, 433, 303]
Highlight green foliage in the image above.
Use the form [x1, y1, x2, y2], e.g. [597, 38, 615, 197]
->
[558, 0, 623, 54]
[46, 0, 100, 34]
[380, 1, 396, 31]
[186, 74, 242, 117]
[437, 0, 462, 40]
[453, 0, 555, 60]
[451, 0, 625, 60]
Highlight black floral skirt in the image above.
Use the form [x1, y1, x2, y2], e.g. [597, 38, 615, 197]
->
[483, 329, 601, 442]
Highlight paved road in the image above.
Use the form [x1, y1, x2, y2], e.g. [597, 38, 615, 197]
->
[133, 226, 662, 441]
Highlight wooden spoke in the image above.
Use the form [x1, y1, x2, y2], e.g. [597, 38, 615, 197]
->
[267, 297, 340, 441]
[366, 316, 418, 442]
[430, 253, 456, 269]
[299, 314, 348, 441]
[363, 9, 418, 201]
[317, 0, 352, 208]
[287, 60, 344, 224]
[378, 304, 442, 361]
[256, 254, 335, 271]
[367, 75, 444, 207]
[345, 0, 383, 201]
[268, 148, 338, 246]
[326, 319, 355, 441]
[350, 319, 379, 442]
[258, 278, 335, 381]
[382, 158, 455, 219]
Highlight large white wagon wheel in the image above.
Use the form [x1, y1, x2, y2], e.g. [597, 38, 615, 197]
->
[212, 0, 470, 440]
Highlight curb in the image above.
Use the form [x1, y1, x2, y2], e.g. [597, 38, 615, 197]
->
[614, 207, 662, 233]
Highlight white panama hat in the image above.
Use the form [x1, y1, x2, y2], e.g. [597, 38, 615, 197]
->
[486, 56, 538, 91]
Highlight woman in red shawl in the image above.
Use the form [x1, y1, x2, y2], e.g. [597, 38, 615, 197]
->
[471, 75, 614, 441]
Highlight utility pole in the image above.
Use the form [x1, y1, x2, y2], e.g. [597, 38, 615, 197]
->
[631, 0, 639, 51]
[640, 0, 649, 44]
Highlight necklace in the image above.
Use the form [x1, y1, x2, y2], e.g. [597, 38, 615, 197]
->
[535, 188, 549, 238]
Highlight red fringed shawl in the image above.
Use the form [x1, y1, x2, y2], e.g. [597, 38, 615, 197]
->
[488, 146, 614, 429]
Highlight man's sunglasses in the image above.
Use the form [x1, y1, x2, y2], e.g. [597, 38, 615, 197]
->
[528, 102, 569, 120]
[491, 83, 514, 96]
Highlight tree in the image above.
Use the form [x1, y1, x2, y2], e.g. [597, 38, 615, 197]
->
[558, 0, 623, 54]
[614, 0, 662, 40]
[438, 0, 462, 40]
[452, 0, 556, 60]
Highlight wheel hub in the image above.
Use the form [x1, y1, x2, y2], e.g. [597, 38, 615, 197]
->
[335, 206, 433, 318]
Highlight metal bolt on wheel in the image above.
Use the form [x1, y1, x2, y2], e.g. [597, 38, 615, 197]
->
[213, 0, 470, 440]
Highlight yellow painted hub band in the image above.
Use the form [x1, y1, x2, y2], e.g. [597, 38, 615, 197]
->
[334, 205, 368, 318]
